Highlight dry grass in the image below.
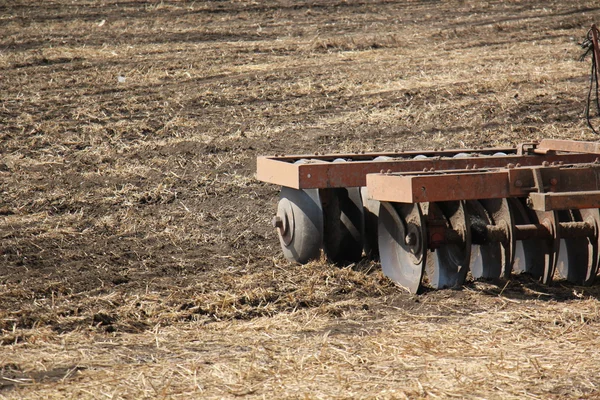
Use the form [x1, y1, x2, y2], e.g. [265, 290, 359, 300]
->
[2, 0, 600, 398]
[4, 291, 600, 399]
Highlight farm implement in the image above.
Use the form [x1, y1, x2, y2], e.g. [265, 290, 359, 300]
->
[257, 25, 600, 294]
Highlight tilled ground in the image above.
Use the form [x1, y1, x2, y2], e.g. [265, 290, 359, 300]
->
[2, 0, 600, 398]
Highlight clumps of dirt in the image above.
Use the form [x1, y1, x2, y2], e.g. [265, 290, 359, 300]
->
[0, 363, 85, 391]
[178, 260, 396, 321]
[311, 34, 401, 52]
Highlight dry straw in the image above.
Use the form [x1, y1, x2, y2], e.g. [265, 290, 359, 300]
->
[2, 0, 600, 398]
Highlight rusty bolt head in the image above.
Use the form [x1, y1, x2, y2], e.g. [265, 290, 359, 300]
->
[514, 179, 523, 188]
[550, 178, 558, 186]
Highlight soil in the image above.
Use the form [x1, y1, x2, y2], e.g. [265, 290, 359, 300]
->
[2, 0, 600, 398]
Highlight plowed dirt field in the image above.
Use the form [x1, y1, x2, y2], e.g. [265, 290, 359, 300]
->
[2, 1, 600, 398]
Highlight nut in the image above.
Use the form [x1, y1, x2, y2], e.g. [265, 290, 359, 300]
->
[405, 233, 417, 246]
[272, 216, 284, 229]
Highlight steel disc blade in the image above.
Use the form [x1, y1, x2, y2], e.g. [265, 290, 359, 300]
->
[425, 201, 470, 289]
[321, 187, 364, 263]
[378, 202, 426, 294]
[479, 198, 515, 279]
[466, 200, 502, 280]
[277, 187, 323, 264]
[523, 201, 560, 284]
[509, 198, 544, 278]
[580, 208, 600, 285]
[361, 186, 380, 259]
[556, 210, 592, 285]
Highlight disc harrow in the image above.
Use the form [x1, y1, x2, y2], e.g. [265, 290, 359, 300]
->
[257, 139, 600, 292]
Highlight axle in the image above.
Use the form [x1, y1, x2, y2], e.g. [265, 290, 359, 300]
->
[425, 220, 596, 248]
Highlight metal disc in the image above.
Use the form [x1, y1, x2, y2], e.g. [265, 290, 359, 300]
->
[360, 186, 380, 259]
[360, 156, 391, 260]
[509, 198, 544, 278]
[580, 208, 600, 285]
[466, 200, 503, 280]
[378, 202, 427, 293]
[537, 209, 560, 285]
[453, 153, 470, 158]
[425, 201, 470, 289]
[321, 187, 364, 263]
[523, 201, 560, 284]
[479, 198, 515, 279]
[276, 187, 323, 264]
[556, 210, 592, 285]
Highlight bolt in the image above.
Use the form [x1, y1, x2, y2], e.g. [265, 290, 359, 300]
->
[429, 167, 435, 172]
[380, 169, 385, 174]
[272, 216, 284, 229]
[515, 163, 521, 168]
[423, 168, 428, 172]
[472, 164, 477, 169]
[551, 162, 556, 166]
[514, 179, 523, 188]
[405, 233, 417, 246]
[550, 178, 558, 186]
[387, 169, 392, 174]
[507, 163, 515, 169]
[542, 161, 549, 167]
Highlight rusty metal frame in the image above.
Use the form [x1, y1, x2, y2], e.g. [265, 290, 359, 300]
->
[257, 142, 600, 189]
[528, 191, 600, 211]
[537, 139, 600, 154]
[366, 163, 600, 211]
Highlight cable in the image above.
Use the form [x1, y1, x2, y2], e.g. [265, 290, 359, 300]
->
[581, 28, 600, 134]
